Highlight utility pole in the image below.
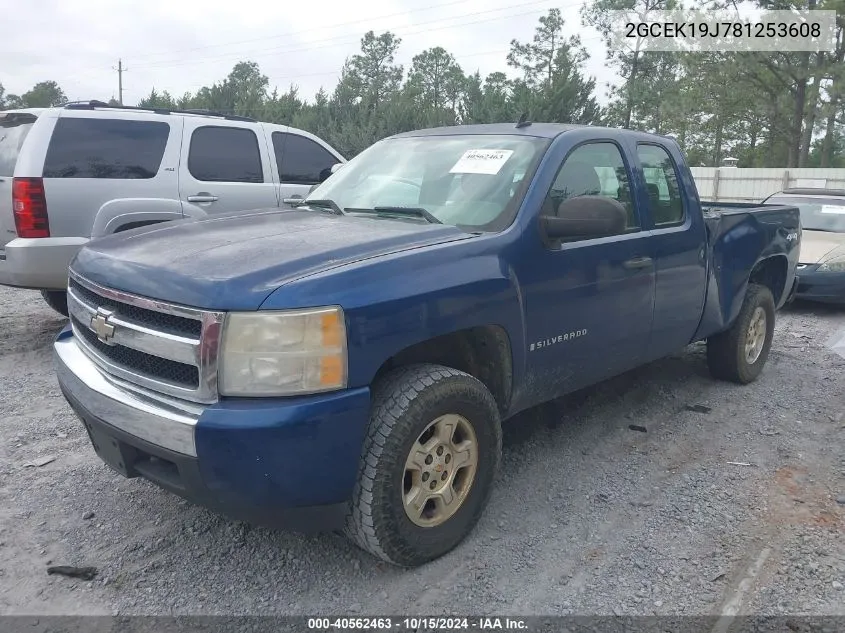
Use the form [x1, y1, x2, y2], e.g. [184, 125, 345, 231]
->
[113, 59, 127, 105]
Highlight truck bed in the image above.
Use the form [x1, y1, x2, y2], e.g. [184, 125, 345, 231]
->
[701, 201, 798, 219]
[700, 202, 800, 238]
[694, 201, 801, 342]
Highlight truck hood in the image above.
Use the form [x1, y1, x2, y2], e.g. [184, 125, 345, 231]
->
[799, 229, 845, 264]
[71, 208, 475, 310]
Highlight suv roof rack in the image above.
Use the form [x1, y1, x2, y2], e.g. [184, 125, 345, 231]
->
[62, 100, 256, 123]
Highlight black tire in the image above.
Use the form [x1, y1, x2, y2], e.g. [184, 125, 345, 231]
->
[345, 363, 502, 567]
[706, 283, 775, 384]
[41, 290, 69, 318]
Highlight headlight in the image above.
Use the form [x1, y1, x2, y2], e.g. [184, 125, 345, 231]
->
[818, 256, 845, 272]
[218, 306, 347, 396]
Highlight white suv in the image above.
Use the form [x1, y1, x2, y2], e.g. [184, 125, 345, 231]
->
[0, 101, 345, 315]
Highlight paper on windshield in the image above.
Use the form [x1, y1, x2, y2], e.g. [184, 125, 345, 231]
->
[820, 205, 845, 214]
[450, 149, 514, 175]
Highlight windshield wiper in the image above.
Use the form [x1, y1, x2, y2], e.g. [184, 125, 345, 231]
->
[288, 198, 345, 215]
[346, 206, 442, 224]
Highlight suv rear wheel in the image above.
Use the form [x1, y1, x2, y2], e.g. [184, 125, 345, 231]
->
[40, 290, 69, 318]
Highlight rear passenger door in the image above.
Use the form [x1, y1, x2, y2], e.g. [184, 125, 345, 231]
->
[269, 130, 342, 207]
[179, 119, 278, 218]
[634, 142, 707, 360]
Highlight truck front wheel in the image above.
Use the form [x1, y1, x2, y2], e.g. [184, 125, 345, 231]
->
[345, 364, 502, 567]
[706, 283, 775, 384]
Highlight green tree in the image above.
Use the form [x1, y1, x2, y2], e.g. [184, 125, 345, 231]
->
[507, 9, 600, 123]
[336, 31, 403, 110]
[265, 85, 303, 124]
[581, 0, 677, 129]
[406, 47, 465, 125]
[20, 80, 67, 107]
[118, 16, 845, 167]
[408, 47, 457, 111]
[138, 88, 178, 110]
[818, 3, 845, 166]
[188, 61, 269, 116]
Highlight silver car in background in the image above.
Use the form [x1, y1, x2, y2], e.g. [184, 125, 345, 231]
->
[0, 101, 344, 315]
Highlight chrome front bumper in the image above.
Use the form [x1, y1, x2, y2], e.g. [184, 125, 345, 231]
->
[54, 332, 203, 456]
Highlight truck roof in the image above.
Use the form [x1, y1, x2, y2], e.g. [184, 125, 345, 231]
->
[389, 122, 671, 142]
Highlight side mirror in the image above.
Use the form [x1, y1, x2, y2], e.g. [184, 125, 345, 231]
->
[541, 196, 627, 240]
[317, 162, 344, 183]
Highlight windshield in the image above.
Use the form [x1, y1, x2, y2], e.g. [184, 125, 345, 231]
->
[767, 196, 845, 233]
[305, 134, 549, 230]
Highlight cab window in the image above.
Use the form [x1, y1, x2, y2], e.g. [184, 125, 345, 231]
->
[543, 141, 639, 239]
[637, 143, 684, 226]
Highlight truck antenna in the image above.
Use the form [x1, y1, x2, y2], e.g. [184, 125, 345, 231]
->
[515, 112, 532, 128]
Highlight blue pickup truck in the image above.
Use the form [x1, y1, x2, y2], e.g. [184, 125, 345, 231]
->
[54, 123, 801, 567]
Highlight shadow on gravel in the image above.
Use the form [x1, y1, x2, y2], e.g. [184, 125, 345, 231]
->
[781, 299, 845, 316]
[0, 312, 67, 356]
[502, 348, 706, 449]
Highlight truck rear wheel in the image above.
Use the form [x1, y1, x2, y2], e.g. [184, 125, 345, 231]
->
[40, 290, 69, 318]
[345, 364, 502, 567]
[706, 283, 775, 384]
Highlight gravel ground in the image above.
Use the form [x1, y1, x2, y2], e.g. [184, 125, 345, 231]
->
[0, 284, 843, 617]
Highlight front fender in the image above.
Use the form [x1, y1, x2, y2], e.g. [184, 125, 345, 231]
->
[91, 198, 185, 237]
[260, 239, 527, 391]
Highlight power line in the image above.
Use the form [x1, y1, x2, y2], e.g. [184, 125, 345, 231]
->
[169, 31, 604, 95]
[64, 0, 592, 85]
[170, 47, 516, 93]
[127, 0, 481, 63]
[61, 2, 554, 84]
[63, 1, 601, 97]
[131, 0, 584, 71]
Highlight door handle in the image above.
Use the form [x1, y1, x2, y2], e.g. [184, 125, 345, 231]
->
[187, 194, 219, 203]
[623, 256, 652, 270]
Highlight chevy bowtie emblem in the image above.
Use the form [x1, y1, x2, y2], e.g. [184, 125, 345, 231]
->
[90, 308, 116, 344]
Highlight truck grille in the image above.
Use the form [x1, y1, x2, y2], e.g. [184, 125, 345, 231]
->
[66, 270, 224, 404]
[69, 279, 201, 338]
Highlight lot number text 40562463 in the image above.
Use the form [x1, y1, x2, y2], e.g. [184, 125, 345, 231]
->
[307, 617, 528, 630]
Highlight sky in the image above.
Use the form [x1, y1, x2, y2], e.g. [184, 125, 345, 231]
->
[1, 0, 620, 108]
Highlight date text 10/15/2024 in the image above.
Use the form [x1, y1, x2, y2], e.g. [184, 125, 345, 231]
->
[307, 617, 528, 630]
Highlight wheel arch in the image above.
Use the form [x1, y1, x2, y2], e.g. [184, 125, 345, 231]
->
[749, 254, 789, 307]
[372, 325, 514, 416]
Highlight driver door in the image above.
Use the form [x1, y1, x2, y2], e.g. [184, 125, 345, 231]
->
[517, 140, 656, 403]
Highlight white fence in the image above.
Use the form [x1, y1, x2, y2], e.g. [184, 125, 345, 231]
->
[690, 168, 845, 202]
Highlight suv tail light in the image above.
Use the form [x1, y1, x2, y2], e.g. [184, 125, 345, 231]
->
[12, 177, 50, 238]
